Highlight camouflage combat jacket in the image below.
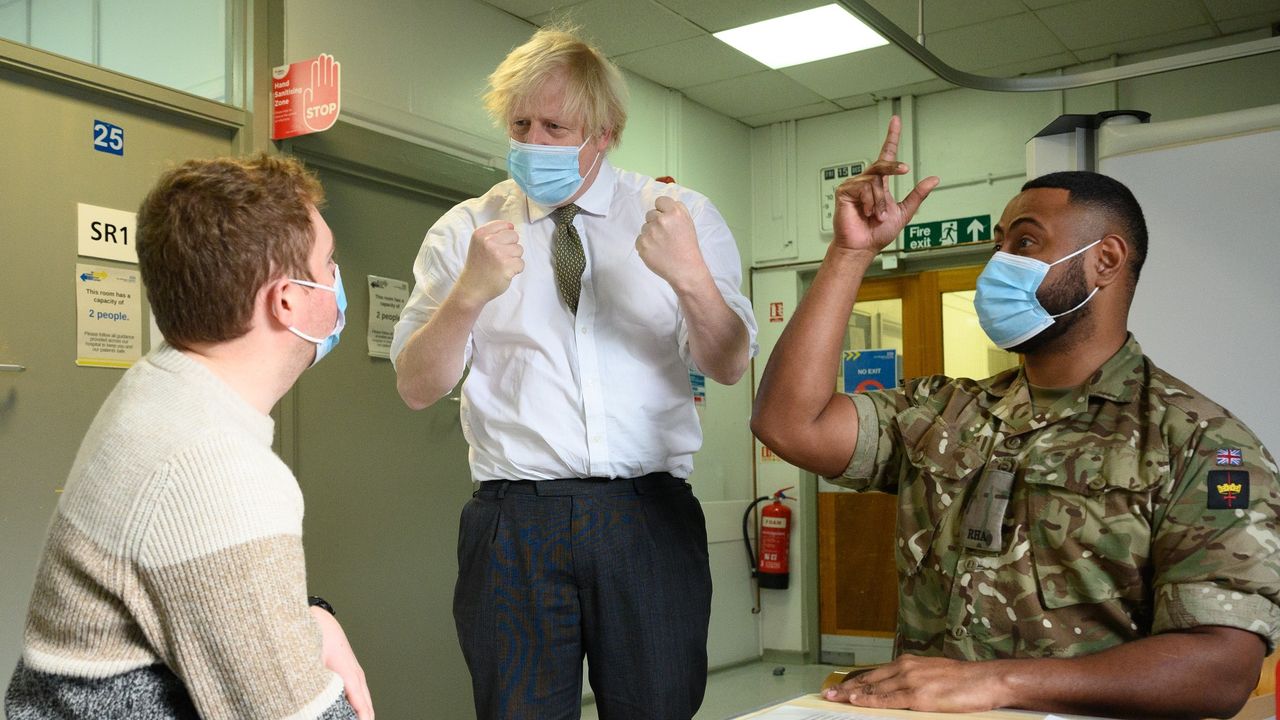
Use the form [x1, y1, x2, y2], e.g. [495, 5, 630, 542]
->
[831, 334, 1280, 659]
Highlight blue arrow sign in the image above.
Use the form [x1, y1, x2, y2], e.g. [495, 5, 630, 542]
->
[842, 349, 898, 394]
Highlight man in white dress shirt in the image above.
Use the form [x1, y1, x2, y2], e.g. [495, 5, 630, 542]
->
[390, 25, 757, 720]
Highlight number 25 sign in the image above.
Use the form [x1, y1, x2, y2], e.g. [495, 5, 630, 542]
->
[271, 53, 341, 140]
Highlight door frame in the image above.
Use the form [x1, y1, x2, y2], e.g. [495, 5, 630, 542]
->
[817, 263, 987, 647]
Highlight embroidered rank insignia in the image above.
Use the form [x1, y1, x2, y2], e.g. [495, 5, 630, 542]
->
[1207, 470, 1249, 509]
[1215, 448, 1243, 465]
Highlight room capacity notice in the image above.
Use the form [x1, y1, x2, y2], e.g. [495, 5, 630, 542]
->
[366, 275, 408, 359]
[75, 263, 142, 368]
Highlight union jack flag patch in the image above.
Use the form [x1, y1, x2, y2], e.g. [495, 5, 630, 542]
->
[1216, 448, 1243, 466]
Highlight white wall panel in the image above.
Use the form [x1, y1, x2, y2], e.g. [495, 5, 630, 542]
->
[1100, 106, 1280, 451]
[285, 0, 532, 162]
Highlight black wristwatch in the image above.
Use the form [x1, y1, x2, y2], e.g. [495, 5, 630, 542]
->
[308, 595, 336, 616]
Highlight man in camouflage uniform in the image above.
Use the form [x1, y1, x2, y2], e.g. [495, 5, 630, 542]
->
[752, 117, 1278, 719]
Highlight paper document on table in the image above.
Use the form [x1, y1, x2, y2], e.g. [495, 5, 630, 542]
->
[747, 706, 896, 720]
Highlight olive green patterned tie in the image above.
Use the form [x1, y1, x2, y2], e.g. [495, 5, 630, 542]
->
[551, 204, 585, 313]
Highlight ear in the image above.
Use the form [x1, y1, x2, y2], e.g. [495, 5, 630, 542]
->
[596, 127, 613, 150]
[264, 277, 300, 330]
[1093, 234, 1129, 289]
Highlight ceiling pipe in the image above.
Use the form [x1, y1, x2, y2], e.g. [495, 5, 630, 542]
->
[915, 0, 924, 46]
[837, 0, 1280, 92]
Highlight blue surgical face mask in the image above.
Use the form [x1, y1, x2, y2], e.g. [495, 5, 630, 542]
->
[288, 265, 347, 367]
[974, 239, 1101, 350]
[507, 135, 602, 207]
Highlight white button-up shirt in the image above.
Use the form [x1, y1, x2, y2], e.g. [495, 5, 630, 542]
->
[391, 159, 758, 481]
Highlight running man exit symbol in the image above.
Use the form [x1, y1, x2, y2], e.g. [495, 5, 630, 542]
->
[904, 215, 991, 252]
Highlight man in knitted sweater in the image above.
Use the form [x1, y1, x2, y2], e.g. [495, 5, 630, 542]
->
[5, 155, 373, 719]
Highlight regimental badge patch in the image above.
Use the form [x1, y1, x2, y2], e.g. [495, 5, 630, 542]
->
[1215, 448, 1243, 465]
[1208, 470, 1249, 509]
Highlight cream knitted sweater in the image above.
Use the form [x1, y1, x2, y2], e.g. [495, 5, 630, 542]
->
[5, 344, 354, 719]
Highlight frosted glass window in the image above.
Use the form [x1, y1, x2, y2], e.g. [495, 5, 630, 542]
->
[30, 0, 93, 63]
[0, 0, 232, 104]
[100, 0, 227, 101]
[942, 290, 1018, 379]
[840, 298, 903, 391]
[0, 2, 28, 45]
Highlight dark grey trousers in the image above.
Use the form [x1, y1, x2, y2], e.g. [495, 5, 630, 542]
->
[453, 474, 713, 720]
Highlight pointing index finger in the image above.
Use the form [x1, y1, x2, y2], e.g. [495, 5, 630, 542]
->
[878, 115, 902, 164]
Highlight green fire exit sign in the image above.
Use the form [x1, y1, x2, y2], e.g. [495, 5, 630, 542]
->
[903, 215, 991, 252]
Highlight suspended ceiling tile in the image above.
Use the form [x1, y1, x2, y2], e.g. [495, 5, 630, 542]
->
[832, 92, 878, 109]
[977, 51, 1083, 79]
[1034, 0, 1209, 51]
[654, 0, 827, 33]
[529, 0, 704, 57]
[1202, 0, 1280, 22]
[493, 0, 1279, 127]
[614, 35, 767, 89]
[1022, 0, 1085, 8]
[863, 0, 1027, 34]
[1217, 10, 1280, 33]
[681, 71, 828, 119]
[481, 0, 584, 20]
[925, 12, 1070, 71]
[739, 100, 844, 127]
[1112, 28, 1263, 62]
[874, 77, 960, 99]
[1072, 25, 1218, 62]
[780, 44, 935, 99]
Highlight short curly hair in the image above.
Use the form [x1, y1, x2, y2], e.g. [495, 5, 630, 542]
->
[1022, 171, 1148, 289]
[137, 154, 324, 349]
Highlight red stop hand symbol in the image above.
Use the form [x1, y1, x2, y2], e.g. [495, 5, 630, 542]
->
[302, 53, 340, 133]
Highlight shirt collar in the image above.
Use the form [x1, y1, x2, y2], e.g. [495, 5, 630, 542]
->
[1081, 332, 1145, 403]
[523, 156, 616, 223]
[573, 156, 615, 217]
[986, 333, 1145, 431]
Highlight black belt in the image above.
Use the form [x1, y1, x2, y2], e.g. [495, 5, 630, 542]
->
[476, 472, 684, 497]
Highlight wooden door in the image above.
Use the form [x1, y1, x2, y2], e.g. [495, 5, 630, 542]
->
[817, 265, 995, 662]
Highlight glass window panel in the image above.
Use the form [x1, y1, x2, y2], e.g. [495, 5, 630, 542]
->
[942, 290, 1019, 379]
[31, 0, 94, 63]
[0, 0, 232, 105]
[0, 2, 31, 46]
[100, 0, 227, 102]
[840, 298, 903, 391]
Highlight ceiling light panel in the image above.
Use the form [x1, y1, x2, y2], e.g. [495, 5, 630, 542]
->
[713, 3, 889, 69]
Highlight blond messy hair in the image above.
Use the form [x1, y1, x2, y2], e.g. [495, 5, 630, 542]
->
[484, 25, 628, 149]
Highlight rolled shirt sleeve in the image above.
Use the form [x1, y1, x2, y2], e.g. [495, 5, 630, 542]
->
[827, 375, 960, 493]
[673, 193, 758, 373]
[389, 206, 474, 371]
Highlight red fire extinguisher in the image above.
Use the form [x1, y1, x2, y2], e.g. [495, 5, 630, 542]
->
[743, 487, 793, 589]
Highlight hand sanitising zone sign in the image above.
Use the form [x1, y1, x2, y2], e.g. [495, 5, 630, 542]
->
[272, 54, 341, 140]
